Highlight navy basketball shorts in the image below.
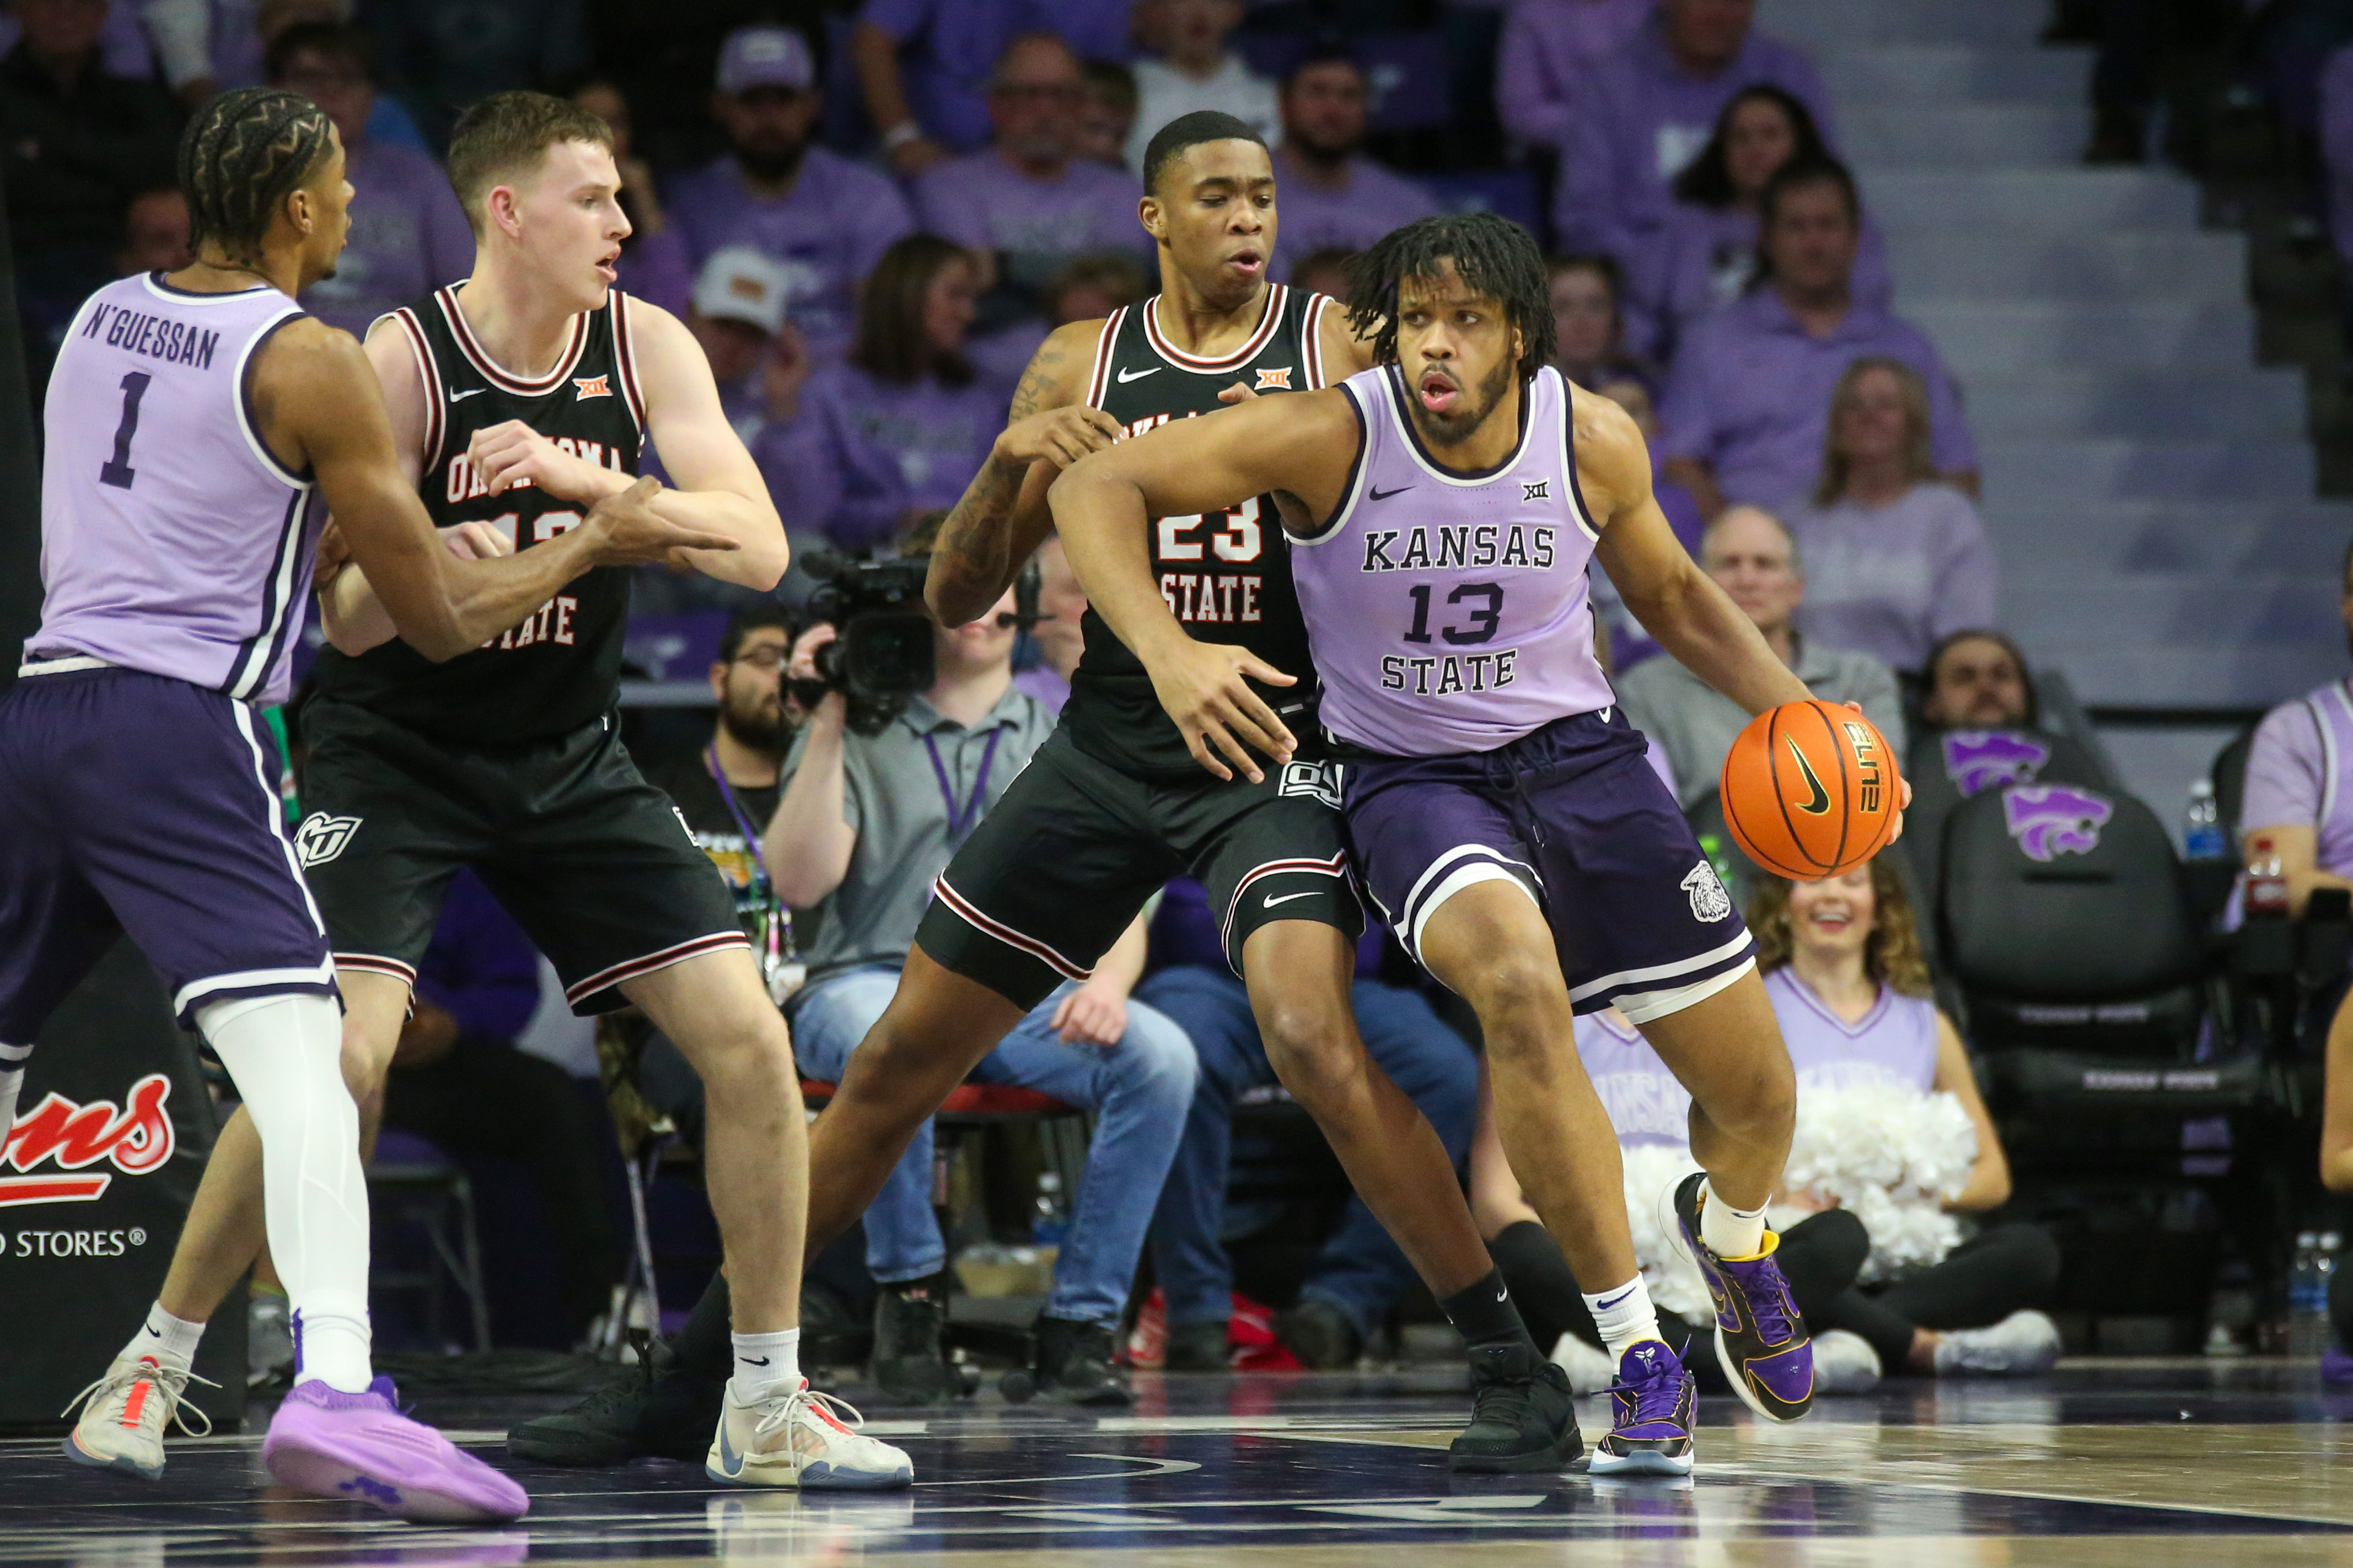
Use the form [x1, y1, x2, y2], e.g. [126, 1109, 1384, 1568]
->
[296, 696, 746, 1015]
[0, 664, 335, 1037]
[1337, 707, 1756, 1024]
[917, 730, 1364, 1010]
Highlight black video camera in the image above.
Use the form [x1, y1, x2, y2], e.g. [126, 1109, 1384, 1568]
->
[791, 551, 937, 733]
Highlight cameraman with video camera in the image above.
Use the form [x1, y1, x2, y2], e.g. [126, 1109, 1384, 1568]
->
[762, 536, 1194, 1408]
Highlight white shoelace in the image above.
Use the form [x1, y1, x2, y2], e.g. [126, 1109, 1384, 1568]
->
[62, 1360, 221, 1437]
[751, 1383, 868, 1445]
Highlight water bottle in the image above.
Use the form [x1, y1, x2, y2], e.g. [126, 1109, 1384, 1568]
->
[2183, 780, 2226, 860]
[2290, 1231, 2330, 1357]
[1032, 1171, 1069, 1249]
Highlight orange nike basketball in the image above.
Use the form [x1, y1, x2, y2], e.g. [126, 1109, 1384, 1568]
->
[1719, 701, 1901, 880]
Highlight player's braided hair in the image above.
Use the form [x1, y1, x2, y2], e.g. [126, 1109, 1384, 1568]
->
[177, 88, 334, 265]
[1345, 212, 1555, 384]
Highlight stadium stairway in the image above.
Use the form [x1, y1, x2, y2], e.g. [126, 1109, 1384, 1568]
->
[1758, 0, 2352, 715]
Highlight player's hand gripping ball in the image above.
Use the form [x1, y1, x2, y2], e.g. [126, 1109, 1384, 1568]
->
[1720, 700, 1903, 879]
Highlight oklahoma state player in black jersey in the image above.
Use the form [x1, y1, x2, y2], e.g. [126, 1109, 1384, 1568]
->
[116, 91, 915, 1493]
[576, 112, 1578, 1477]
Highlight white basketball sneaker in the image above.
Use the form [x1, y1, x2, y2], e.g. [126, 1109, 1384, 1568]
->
[63, 1352, 214, 1480]
[705, 1381, 912, 1490]
[1935, 1310, 2063, 1377]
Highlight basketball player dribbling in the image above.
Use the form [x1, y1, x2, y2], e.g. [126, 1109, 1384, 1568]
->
[0, 88, 735, 1519]
[1051, 213, 1908, 1475]
[65, 91, 910, 1495]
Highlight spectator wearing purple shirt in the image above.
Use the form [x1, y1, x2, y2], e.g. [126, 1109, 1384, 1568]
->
[1549, 252, 1646, 390]
[1267, 52, 1438, 281]
[1660, 159, 1977, 520]
[2242, 545, 2353, 917]
[267, 23, 471, 338]
[572, 78, 692, 320]
[668, 26, 915, 369]
[1552, 0, 1834, 271]
[788, 236, 1003, 553]
[1124, 0, 1280, 175]
[1786, 358, 1996, 675]
[1496, 0, 1657, 153]
[380, 867, 622, 1344]
[915, 34, 1150, 312]
[853, 0, 1035, 177]
[1637, 83, 1890, 363]
[134, 0, 426, 147]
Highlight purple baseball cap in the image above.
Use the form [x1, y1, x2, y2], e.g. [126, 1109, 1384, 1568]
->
[717, 26, 815, 96]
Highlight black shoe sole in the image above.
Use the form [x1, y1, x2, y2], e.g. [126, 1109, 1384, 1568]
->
[506, 1426, 638, 1467]
[1447, 1429, 1583, 1474]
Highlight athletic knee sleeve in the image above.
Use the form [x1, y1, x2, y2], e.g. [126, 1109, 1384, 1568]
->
[198, 993, 373, 1392]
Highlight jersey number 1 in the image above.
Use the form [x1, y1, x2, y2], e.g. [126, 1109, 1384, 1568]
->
[98, 371, 152, 491]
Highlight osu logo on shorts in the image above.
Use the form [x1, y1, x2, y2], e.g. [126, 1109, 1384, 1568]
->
[1276, 761, 1341, 810]
[294, 811, 363, 867]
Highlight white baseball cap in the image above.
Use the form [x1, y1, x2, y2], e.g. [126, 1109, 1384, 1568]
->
[692, 246, 791, 336]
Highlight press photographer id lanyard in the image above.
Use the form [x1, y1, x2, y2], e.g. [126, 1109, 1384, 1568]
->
[925, 729, 1004, 845]
[705, 746, 802, 1004]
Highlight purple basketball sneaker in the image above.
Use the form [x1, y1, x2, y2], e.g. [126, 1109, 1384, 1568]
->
[1589, 1339, 1696, 1477]
[1673, 1172, 1813, 1422]
[263, 1378, 529, 1523]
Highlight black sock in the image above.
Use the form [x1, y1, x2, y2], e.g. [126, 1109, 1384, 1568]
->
[667, 1271, 733, 1382]
[1487, 1220, 1588, 1355]
[1437, 1265, 1540, 1355]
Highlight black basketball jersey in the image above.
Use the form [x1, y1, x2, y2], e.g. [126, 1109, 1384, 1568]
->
[309, 285, 647, 746]
[1062, 283, 1336, 779]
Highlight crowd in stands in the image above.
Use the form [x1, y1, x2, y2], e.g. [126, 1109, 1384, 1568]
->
[65, 0, 2353, 1391]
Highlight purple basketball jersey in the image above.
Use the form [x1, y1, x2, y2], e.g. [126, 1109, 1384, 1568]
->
[1763, 966, 1937, 1095]
[29, 274, 325, 704]
[1290, 363, 1617, 756]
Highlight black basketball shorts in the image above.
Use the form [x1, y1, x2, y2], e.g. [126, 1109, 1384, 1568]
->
[916, 730, 1364, 1009]
[295, 697, 746, 1015]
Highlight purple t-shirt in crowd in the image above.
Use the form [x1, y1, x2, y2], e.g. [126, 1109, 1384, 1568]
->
[1785, 483, 1997, 673]
[1763, 966, 1938, 1095]
[1012, 661, 1071, 715]
[666, 148, 915, 365]
[415, 868, 542, 1043]
[1495, 0, 1657, 149]
[914, 150, 1150, 282]
[1271, 151, 1439, 277]
[1554, 11, 1834, 267]
[1658, 289, 1977, 509]
[2243, 678, 2353, 877]
[861, 0, 1038, 153]
[1630, 201, 1892, 363]
[300, 139, 473, 338]
[615, 224, 694, 321]
[786, 360, 1003, 551]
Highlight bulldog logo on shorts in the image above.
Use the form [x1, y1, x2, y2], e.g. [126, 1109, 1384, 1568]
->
[1682, 860, 1733, 923]
[293, 812, 362, 867]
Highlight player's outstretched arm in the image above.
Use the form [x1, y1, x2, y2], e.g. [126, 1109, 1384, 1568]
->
[1049, 387, 1357, 782]
[926, 319, 1120, 626]
[266, 321, 735, 662]
[1582, 388, 1809, 718]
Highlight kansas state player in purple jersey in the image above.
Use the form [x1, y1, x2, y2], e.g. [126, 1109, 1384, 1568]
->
[2, 88, 721, 1521]
[1054, 213, 1911, 1475]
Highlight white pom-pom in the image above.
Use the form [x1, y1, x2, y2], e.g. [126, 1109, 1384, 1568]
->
[1782, 1084, 1976, 1282]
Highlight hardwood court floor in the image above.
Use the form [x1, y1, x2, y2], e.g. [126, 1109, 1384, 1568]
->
[4, 1358, 2351, 1566]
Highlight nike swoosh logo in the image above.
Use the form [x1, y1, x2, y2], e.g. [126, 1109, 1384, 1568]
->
[739, 1356, 770, 1366]
[1492, 1285, 1508, 1303]
[1367, 483, 1412, 500]
[143, 1325, 162, 1337]
[717, 1410, 740, 1474]
[1599, 707, 1613, 725]
[449, 387, 486, 402]
[1116, 365, 1159, 383]
[1595, 1287, 1635, 1311]
[1263, 890, 1319, 909]
[1784, 735, 1831, 815]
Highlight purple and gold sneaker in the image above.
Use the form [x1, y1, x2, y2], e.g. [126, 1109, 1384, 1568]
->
[263, 1377, 529, 1523]
[1674, 1172, 1812, 1422]
[1589, 1339, 1695, 1477]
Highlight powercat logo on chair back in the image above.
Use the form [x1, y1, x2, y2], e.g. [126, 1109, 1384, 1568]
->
[2002, 785, 2114, 863]
[1, 1074, 175, 1206]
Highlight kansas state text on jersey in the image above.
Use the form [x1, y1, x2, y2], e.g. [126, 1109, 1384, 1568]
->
[1288, 363, 1616, 756]
[29, 274, 327, 705]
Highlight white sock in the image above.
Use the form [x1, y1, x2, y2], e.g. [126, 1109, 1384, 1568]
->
[198, 993, 373, 1394]
[0, 1039, 29, 1135]
[1698, 1177, 1768, 1259]
[123, 1301, 205, 1367]
[730, 1327, 802, 1404]
[1582, 1275, 1665, 1362]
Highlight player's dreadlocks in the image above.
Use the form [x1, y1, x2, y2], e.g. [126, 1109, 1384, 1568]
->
[1345, 213, 1555, 384]
[177, 88, 335, 265]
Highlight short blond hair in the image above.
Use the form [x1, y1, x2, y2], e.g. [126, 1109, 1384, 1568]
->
[446, 90, 615, 235]
[1816, 356, 1936, 506]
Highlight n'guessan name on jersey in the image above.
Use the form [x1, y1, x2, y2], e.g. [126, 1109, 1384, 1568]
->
[441, 435, 630, 652]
